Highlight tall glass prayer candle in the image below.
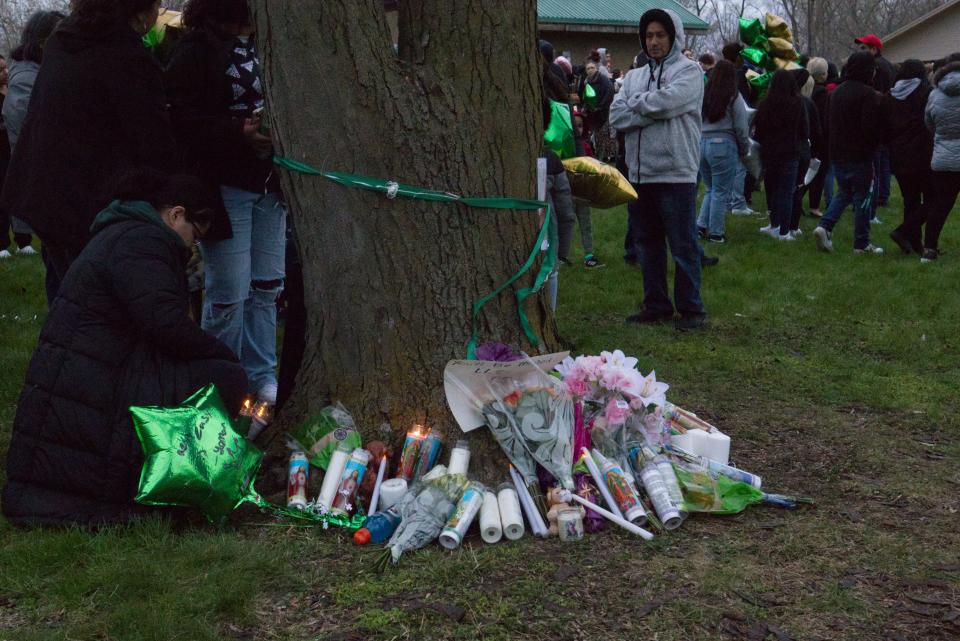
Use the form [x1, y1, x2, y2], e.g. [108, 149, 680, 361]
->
[413, 432, 442, 482]
[397, 425, 426, 482]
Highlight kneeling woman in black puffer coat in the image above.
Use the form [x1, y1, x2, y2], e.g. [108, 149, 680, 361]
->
[2, 169, 247, 526]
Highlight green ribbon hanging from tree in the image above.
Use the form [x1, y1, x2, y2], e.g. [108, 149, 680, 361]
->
[273, 157, 555, 359]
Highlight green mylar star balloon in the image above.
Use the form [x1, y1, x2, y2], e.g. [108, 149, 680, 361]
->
[130, 384, 263, 524]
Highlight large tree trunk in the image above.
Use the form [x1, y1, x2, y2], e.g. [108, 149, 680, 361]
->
[251, 0, 558, 480]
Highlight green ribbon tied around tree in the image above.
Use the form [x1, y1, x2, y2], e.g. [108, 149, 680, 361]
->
[273, 157, 556, 359]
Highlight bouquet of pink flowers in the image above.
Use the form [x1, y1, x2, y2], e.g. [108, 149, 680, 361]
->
[555, 350, 671, 449]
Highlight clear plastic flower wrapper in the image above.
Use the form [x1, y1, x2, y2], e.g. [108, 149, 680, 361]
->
[381, 466, 470, 565]
[447, 354, 575, 503]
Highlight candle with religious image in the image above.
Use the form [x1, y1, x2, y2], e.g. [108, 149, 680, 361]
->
[413, 432, 442, 482]
[592, 449, 647, 525]
[286, 451, 309, 509]
[397, 425, 426, 482]
[330, 448, 371, 517]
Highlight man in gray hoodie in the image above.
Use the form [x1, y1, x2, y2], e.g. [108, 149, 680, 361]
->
[610, 8, 706, 330]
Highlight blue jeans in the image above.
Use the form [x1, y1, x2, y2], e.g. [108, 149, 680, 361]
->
[874, 147, 891, 205]
[634, 183, 705, 317]
[201, 186, 287, 393]
[729, 157, 749, 211]
[822, 162, 835, 208]
[763, 158, 799, 236]
[697, 137, 738, 236]
[818, 160, 873, 249]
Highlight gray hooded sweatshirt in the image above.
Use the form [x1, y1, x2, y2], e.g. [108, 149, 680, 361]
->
[2, 59, 41, 151]
[926, 63, 960, 172]
[609, 9, 703, 184]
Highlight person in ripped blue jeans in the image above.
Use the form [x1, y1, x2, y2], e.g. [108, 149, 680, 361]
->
[166, 0, 285, 407]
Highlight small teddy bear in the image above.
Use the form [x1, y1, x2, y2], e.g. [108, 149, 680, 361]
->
[545, 486, 584, 536]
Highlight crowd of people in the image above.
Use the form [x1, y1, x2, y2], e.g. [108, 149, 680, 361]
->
[541, 8, 960, 330]
[0, 2, 958, 525]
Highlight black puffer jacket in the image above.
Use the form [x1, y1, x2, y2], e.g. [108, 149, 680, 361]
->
[2, 202, 246, 526]
[0, 17, 176, 252]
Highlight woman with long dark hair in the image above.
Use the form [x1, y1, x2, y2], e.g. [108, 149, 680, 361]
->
[881, 60, 934, 255]
[166, 0, 285, 408]
[2, 167, 246, 526]
[754, 70, 808, 240]
[1, 10, 66, 260]
[0, 0, 176, 300]
[696, 60, 750, 243]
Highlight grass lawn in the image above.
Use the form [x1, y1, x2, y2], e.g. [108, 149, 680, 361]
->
[1, 188, 959, 641]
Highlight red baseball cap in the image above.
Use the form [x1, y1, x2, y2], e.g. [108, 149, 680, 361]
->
[855, 34, 883, 50]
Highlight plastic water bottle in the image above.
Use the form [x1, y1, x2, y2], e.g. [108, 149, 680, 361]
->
[352, 507, 401, 545]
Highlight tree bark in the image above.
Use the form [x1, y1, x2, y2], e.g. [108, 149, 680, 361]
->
[250, 0, 558, 481]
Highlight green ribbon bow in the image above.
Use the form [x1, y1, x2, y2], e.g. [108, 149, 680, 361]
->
[273, 157, 555, 359]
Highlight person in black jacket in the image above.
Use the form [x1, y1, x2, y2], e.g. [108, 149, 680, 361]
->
[2, 169, 247, 526]
[0, 0, 177, 300]
[881, 60, 934, 255]
[813, 52, 884, 254]
[855, 34, 895, 211]
[789, 69, 822, 233]
[166, 0, 285, 408]
[754, 70, 808, 241]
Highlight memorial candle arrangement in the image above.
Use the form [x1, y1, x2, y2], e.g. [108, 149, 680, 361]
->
[127, 347, 811, 563]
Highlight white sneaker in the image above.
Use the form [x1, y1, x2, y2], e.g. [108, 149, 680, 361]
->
[17, 245, 37, 256]
[791, 229, 803, 238]
[854, 244, 884, 255]
[778, 233, 795, 241]
[813, 226, 833, 252]
[0, 249, 11, 259]
[760, 225, 780, 238]
[870, 216, 882, 225]
[731, 207, 754, 216]
[257, 382, 278, 405]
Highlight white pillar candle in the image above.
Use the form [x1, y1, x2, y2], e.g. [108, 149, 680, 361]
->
[317, 445, 350, 512]
[447, 440, 471, 476]
[377, 478, 408, 510]
[480, 491, 503, 543]
[496, 482, 524, 541]
[510, 465, 547, 537]
[367, 455, 387, 515]
[581, 448, 624, 519]
[563, 491, 655, 540]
